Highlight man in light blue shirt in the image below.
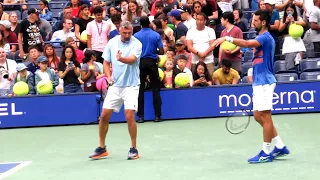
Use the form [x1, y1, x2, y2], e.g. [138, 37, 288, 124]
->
[89, 21, 142, 161]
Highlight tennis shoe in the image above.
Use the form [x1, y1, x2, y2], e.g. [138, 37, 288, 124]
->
[89, 146, 109, 160]
[271, 146, 290, 159]
[127, 147, 139, 160]
[248, 150, 273, 163]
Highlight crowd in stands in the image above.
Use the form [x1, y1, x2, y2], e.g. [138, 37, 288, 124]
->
[0, 0, 320, 96]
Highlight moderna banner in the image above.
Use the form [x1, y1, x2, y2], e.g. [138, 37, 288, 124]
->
[0, 81, 319, 128]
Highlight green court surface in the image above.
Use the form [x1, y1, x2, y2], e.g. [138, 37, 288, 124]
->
[1, 113, 320, 180]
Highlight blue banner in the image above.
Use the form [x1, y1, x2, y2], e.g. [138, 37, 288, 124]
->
[0, 81, 319, 128]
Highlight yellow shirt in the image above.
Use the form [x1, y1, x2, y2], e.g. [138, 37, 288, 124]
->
[212, 68, 239, 85]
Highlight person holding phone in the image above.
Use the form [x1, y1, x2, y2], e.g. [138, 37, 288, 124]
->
[192, 61, 212, 87]
[58, 45, 82, 93]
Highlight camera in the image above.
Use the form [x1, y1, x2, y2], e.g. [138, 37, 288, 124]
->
[0, 66, 8, 79]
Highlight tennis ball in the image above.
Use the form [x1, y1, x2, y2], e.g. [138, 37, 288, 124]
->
[158, 55, 167, 68]
[165, 84, 172, 88]
[37, 80, 53, 94]
[174, 73, 190, 87]
[80, 30, 88, 41]
[89, 65, 95, 70]
[158, 68, 164, 81]
[221, 41, 237, 51]
[13, 81, 29, 96]
[289, 24, 304, 39]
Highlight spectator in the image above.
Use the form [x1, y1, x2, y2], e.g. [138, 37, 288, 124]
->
[0, 19, 18, 60]
[174, 39, 192, 69]
[279, 2, 306, 70]
[39, 0, 53, 21]
[264, 0, 280, 58]
[91, 0, 107, 18]
[0, 30, 9, 53]
[65, 37, 85, 64]
[233, 9, 247, 32]
[155, 1, 164, 14]
[186, 13, 216, 77]
[38, 18, 52, 41]
[163, 59, 174, 88]
[43, 44, 60, 71]
[134, 16, 164, 123]
[219, 11, 243, 75]
[158, 14, 175, 46]
[80, 49, 104, 92]
[120, 0, 129, 16]
[86, 6, 111, 63]
[193, 61, 213, 87]
[0, 47, 17, 96]
[173, 54, 193, 88]
[34, 56, 59, 94]
[168, 9, 188, 41]
[53, 6, 77, 33]
[193, 1, 203, 19]
[70, 0, 81, 18]
[58, 45, 82, 93]
[180, 6, 197, 30]
[75, 4, 94, 51]
[200, 0, 219, 20]
[18, 8, 43, 59]
[8, 12, 20, 37]
[0, 3, 8, 20]
[132, 17, 142, 34]
[309, 0, 320, 56]
[150, 0, 180, 16]
[110, 14, 122, 39]
[26, 46, 41, 74]
[9, 64, 35, 96]
[212, 59, 239, 85]
[275, 0, 303, 19]
[51, 19, 76, 42]
[124, 0, 148, 22]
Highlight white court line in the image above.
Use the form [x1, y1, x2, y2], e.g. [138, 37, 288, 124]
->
[0, 161, 32, 180]
[307, 107, 315, 109]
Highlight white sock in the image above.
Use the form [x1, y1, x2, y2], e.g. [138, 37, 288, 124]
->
[262, 142, 271, 154]
[272, 136, 285, 149]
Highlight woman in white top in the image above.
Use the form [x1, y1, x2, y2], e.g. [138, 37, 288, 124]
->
[279, 3, 306, 70]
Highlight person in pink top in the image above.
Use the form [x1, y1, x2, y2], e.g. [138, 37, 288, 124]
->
[86, 6, 111, 63]
[219, 11, 243, 75]
[65, 37, 85, 63]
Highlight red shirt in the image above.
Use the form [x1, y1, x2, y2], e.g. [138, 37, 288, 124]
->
[220, 25, 243, 61]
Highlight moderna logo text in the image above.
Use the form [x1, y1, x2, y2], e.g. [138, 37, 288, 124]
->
[219, 90, 315, 108]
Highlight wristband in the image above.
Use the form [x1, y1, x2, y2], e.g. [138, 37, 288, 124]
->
[226, 36, 234, 43]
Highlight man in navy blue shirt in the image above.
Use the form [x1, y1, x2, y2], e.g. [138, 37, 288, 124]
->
[109, 14, 122, 39]
[134, 16, 164, 123]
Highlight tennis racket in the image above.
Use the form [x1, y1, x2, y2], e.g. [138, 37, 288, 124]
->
[225, 108, 251, 134]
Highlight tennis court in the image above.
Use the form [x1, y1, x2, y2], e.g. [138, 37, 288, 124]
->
[1, 113, 319, 180]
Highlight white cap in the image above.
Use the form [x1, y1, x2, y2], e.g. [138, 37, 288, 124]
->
[0, 20, 11, 29]
[264, 0, 276, 5]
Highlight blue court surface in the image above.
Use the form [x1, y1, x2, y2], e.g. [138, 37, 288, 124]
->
[0, 162, 31, 179]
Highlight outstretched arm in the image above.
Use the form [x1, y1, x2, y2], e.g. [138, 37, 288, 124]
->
[213, 36, 261, 48]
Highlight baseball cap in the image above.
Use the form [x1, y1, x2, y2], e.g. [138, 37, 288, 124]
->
[16, 64, 28, 72]
[115, 6, 122, 12]
[176, 39, 184, 45]
[180, 6, 192, 14]
[168, 9, 181, 19]
[0, 20, 11, 29]
[28, 8, 39, 15]
[132, 17, 141, 27]
[264, 0, 276, 5]
[37, 56, 49, 63]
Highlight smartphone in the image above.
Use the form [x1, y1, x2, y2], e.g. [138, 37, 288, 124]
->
[200, 74, 205, 78]
[68, 62, 73, 68]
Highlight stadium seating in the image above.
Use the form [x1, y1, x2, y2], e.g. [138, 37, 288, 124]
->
[241, 76, 249, 84]
[300, 58, 320, 72]
[241, 61, 252, 77]
[274, 60, 297, 74]
[275, 73, 298, 82]
[300, 72, 320, 81]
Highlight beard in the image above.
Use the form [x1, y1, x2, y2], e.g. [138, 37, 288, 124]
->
[255, 26, 262, 32]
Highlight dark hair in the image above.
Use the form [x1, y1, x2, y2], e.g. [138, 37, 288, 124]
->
[82, 50, 96, 63]
[221, 59, 232, 68]
[193, 1, 202, 10]
[233, 9, 243, 19]
[152, 19, 162, 29]
[154, 12, 164, 19]
[158, 14, 168, 21]
[40, 0, 50, 10]
[107, 6, 115, 15]
[93, 6, 103, 15]
[60, 45, 77, 63]
[78, 4, 89, 17]
[0, 30, 7, 47]
[140, 16, 150, 28]
[282, 3, 298, 23]
[222, 11, 235, 24]
[254, 9, 271, 27]
[155, 1, 163, 8]
[193, 61, 210, 86]
[28, 45, 39, 52]
[196, 13, 208, 21]
[111, 14, 122, 24]
[177, 54, 188, 61]
[162, 6, 171, 15]
[155, 28, 164, 36]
